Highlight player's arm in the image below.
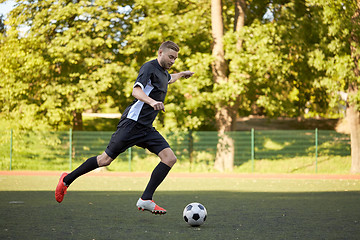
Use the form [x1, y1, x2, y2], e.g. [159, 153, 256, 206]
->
[169, 71, 195, 84]
[132, 86, 165, 112]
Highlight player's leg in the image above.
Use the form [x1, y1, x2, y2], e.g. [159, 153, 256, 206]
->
[141, 148, 176, 200]
[136, 129, 176, 214]
[55, 152, 114, 203]
[55, 121, 135, 203]
[64, 152, 114, 185]
[136, 147, 177, 214]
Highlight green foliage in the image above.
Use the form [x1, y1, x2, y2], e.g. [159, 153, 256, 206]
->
[306, 0, 360, 110]
[224, 1, 332, 118]
[0, 0, 134, 130]
[0, 0, 359, 132]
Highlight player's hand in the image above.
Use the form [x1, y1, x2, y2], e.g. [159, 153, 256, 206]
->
[182, 71, 195, 79]
[151, 101, 165, 112]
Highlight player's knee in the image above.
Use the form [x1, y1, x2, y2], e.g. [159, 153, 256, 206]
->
[99, 159, 112, 167]
[167, 155, 177, 166]
[173, 156, 178, 165]
[159, 148, 177, 167]
[97, 153, 113, 167]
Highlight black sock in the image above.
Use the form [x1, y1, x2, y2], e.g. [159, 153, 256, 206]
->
[63, 156, 99, 186]
[141, 162, 171, 200]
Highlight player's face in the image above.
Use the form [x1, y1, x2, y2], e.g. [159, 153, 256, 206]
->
[158, 48, 178, 69]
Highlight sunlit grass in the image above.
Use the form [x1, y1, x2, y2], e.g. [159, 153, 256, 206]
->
[1, 154, 353, 174]
[234, 156, 352, 174]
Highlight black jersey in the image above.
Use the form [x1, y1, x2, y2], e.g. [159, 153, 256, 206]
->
[120, 59, 171, 127]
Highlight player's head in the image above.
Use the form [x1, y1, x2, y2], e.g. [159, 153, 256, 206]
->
[158, 41, 179, 70]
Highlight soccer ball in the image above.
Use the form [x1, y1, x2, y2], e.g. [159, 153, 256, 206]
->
[183, 202, 207, 226]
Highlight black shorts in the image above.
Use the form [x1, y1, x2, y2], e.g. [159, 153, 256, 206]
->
[105, 119, 170, 159]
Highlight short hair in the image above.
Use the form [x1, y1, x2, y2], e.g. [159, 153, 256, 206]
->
[159, 41, 179, 52]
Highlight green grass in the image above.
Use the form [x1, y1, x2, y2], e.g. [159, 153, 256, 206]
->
[0, 174, 360, 239]
[0, 155, 354, 174]
[71, 155, 355, 174]
[233, 156, 352, 174]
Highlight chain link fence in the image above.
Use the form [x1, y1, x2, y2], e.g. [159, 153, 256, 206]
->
[0, 129, 351, 172]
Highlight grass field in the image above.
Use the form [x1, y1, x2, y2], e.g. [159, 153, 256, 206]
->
[1, 172, 360, 239]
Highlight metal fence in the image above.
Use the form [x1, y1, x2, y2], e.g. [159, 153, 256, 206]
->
[0, 129, 350, 172]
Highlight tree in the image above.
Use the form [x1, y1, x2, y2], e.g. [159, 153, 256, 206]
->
[235, 0, 246, 49]
[211, 0, 278, 171]
[211, 0, 233, 171]
[213, 0, 340, 171]
[212, 0, 245, 172]
[0, 0, 134, 130]
[307, 0, 360, 173]
[349, 0, 360, 173]
[1, 0, 216, 132]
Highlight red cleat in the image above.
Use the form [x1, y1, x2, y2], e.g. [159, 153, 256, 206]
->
[136, 198, 167, 215]
[55, 173, 68, 203]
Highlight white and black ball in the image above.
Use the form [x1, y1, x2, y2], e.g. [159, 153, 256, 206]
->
[183, 202, 207, 226]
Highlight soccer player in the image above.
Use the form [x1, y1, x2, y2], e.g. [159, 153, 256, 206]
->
[55, 41, 194, 214]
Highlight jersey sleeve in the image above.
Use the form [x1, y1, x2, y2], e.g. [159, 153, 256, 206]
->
[168, 73, 172, 83]
[134, 62, 153, 90]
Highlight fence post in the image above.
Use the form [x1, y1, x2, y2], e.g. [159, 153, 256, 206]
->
[10, 129, 13, 171]
[69, 128, 72, 171]
[315, 128, 318, 173]
[188, 130, 193, 172]
[251, 128, 255, 173]
[128, 147, 132, 172]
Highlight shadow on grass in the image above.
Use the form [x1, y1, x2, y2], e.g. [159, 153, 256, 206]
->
[0, 191, 359, 240]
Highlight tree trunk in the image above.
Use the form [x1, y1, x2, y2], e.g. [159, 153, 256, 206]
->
[211, 0, 233, 171]
[349, 0, 360, 173]
[234, 0, 246, 50]
[72, 110, 83, 131]
[347, 102, 360, 173]
[231, 0, 247, 131]
[214, 107, 234, 171]
[211, 0, 227, 82]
